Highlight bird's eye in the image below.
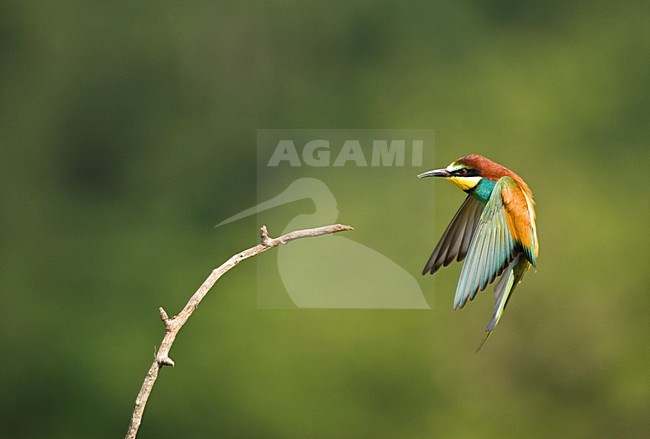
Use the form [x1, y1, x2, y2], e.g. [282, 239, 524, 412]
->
[456, 168, 468, 176]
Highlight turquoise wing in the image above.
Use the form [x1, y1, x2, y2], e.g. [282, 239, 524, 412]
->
[453, 177, 519, 310]
[422, 195, 484, 275]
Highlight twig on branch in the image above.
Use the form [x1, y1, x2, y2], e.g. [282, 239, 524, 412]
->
[125, 223, 353, 439]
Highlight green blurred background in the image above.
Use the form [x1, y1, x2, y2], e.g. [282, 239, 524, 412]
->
[1, 1, 648, 438]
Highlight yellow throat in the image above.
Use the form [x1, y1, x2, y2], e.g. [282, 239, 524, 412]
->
[447, 176, 482, 191]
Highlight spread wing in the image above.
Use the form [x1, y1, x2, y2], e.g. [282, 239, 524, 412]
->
[453, 176, 534, 309]
[422, 195, 484, 275]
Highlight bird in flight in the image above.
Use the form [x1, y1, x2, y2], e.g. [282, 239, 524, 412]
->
[418, 154, 538, 351]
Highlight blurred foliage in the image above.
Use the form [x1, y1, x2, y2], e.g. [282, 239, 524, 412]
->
[1, 1, 648, 438]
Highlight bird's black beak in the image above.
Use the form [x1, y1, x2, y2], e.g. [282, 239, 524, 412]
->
[417, 168, 450, 179]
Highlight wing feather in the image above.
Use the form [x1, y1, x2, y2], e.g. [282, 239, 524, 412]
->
[422, 195, 483, 275]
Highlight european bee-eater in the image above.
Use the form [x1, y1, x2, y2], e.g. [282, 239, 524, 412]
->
[418, 154, 538, 350]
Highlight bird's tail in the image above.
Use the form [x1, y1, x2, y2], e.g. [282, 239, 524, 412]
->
[475, 330, 492, 353]
[476, 254, 529, 352]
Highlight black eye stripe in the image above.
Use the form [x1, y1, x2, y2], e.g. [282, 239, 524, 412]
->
[453, 168, 478, 177]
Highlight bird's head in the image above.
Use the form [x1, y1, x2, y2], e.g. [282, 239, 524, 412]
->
[417, 154, 492, 191]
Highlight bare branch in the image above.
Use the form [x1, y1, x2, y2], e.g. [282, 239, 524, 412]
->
[125, 223, 353, 439]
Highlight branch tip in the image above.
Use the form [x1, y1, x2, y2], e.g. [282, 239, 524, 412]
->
[159, 307, 169, 321]
[260, 225, 270, 245]
[157, 356, 175, 367]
